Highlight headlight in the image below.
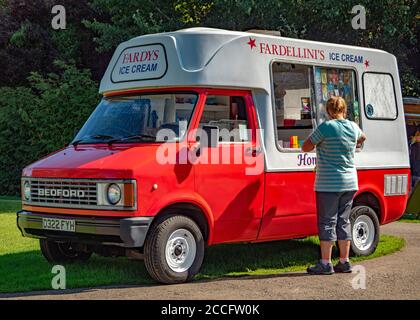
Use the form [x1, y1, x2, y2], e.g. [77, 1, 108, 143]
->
[107, 183, 121, 205]
[23, 181, 31, 201]
[97, 180, 136, 208]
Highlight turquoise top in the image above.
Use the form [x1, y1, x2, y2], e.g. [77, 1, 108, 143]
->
[309, 119, 363, 192]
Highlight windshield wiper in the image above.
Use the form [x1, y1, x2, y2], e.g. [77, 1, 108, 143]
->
[71, 134, 116, 146]
[108, 134, 156, 144]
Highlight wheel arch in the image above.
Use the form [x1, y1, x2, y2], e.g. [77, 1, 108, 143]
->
[149, 202, 213, 245]
[353, 190, 384, 224]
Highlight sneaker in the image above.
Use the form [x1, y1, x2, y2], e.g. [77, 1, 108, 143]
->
[307, 261, 334, 275]
[334, 261, 352, 273]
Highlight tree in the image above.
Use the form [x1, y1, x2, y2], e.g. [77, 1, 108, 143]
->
[173, 0, 420, 96]
[0, 61, 99, 195]
[0, 0, 109, 86]
[84, 0, 185, 52]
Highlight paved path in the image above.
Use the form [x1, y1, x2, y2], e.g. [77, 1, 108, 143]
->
[2, 222, 420, 300]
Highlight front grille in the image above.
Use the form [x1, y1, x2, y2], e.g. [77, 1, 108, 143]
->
[28, 179, 97, 207]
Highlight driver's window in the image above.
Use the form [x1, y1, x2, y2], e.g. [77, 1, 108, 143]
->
[147, 93, 197, 140]
[199, 95, 250, 142]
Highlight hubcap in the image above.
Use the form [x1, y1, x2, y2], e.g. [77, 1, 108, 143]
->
[165, 229, 196, 272]
[352, 215, 375, 251]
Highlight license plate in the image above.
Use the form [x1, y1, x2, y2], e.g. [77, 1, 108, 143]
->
[42, 218, 76, 232]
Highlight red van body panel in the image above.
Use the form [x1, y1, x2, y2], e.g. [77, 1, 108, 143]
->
[356, 168, 411, 224]
[258, 168, 410, 241]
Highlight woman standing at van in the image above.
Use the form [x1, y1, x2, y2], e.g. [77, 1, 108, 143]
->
[302, 96, 366, 275]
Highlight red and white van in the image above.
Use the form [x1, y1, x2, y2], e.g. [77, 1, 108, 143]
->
[17, 28, 410, 284]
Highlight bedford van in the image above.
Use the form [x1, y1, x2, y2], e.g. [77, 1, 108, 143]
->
[17, 28, 410, 284]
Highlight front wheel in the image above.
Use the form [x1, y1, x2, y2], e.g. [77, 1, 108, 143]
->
[40, 239, 92, 263]
[144, 215, 205, 284]
[350, 206, 380, 256]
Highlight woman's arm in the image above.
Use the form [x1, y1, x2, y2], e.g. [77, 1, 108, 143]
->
[302, 139, 315, 152]
[357, 132, 367, 148]
[303, 124, 325, 152]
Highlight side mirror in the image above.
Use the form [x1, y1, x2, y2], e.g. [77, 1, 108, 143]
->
[200, 125, 219, 148]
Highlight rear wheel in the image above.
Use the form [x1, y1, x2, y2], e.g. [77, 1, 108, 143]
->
[144, 215, 205, 284]
[350, 206, 380, 256]
[40, 239, 92, 263]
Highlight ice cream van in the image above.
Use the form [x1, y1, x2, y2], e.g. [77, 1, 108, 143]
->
[17, 28, 410, 284]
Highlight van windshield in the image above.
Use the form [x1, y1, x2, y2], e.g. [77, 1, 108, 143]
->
[72, 92, 198, 144]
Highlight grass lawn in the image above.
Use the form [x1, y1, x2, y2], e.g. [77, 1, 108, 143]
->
[399, 213, 420, 223]
[0, 199, 405, 294]
[0, 196, 21, 212]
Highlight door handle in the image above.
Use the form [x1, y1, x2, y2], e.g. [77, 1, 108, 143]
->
[245, 146, 262, 157]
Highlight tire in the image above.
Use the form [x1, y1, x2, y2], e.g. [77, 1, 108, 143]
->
[40, 239, 92, 264]
[350, 206, 380, 256]
[144, 215, 205, 284]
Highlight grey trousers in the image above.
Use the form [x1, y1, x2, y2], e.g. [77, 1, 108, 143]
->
[315, 191, 356, 241]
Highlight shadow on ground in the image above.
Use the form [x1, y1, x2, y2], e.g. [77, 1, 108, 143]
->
[0, 238, 323, 296]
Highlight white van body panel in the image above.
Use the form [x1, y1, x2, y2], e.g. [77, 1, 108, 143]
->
[100, 28, 409, 171]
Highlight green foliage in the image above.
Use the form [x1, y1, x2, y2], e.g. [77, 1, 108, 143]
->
[174, 0, 214, 24]
[187, 0, 302, 36]
[85, 0, 184, 52]
[51, 26, 85, 62]
[402, 69, 420, 98]
[9, 21, 30, 47]
[0, 0, 108, 85]
[0, 62, 99, 195]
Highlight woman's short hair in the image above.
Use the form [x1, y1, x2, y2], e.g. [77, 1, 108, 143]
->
[326, 96, 347, 119]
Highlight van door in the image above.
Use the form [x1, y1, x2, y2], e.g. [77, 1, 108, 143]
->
[192, 91, 264, 244]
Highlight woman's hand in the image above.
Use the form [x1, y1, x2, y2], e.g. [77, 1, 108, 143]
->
[302, 139, 315, 152]
[356, 132, 367, 148]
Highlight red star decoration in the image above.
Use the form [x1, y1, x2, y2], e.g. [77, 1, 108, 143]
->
[247, 37, 256, 49]
[364, 59, 370, 68]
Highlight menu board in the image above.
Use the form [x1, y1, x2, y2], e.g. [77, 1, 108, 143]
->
[314, 67, 360, 125]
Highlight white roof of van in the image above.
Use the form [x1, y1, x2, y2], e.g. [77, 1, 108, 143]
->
[99, 27, 395, 94]
[133, 27, 388, 53]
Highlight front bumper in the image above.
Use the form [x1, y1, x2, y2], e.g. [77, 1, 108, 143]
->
[17, 210, 153, 248]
